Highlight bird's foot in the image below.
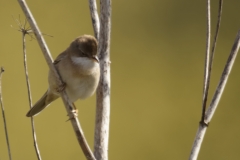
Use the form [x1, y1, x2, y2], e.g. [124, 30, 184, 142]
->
[66, 109, 78, 122]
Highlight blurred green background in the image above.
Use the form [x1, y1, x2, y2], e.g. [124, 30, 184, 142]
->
[0, 0, 240, 160]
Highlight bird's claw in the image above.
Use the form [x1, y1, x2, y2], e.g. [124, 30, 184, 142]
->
[66, 109, 78, 122]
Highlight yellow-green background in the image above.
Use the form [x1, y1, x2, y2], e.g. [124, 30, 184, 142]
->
[0, 0, 240, 160]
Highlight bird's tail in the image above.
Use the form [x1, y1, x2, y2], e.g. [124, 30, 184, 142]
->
[26, 90, 58, 117]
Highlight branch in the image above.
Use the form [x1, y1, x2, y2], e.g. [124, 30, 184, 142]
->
[201, 0, 211, 124]
[17, 1, 96, 159]
[205, 30, 240, 122]
[189, 30, 240, 160]
[189, 1, 224, 159]
[94, 0, 112, 160]
[210, 0, 223, 67]
[21, 26, 42, 159]
[201, 0, 224, 124]
[0, 67, 12, 160]
[88, 0, 100, 40]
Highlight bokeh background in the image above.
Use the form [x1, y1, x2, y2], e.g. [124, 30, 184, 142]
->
[0, 0, 240, 160]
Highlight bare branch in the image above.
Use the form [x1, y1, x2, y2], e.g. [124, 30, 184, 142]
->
[189, 30, 240, 160]
[17, 0, 96, 159]
[21, 25, 42, 159]
[209, 0, 223, 70]
[190, 1, 224, 159]
[201, 0, 224, 124]
[201, 0, 211, 124]
[88, 0, 100, 40]
[94, 0, 112, 159]
[0, 67, 12, 160]
[12, 14, 49, 159]
[211, 0, 223, 53]
[205, 30, 240, 122]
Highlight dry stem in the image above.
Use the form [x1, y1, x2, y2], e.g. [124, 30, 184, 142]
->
[21, 28, 42, 159]
[201, 0, 223, 124]
[189, 30, 240, 160]
[0, 67, 12, 160]
[88, 0, 100, 40]
[201, 0, 211, 124]
[93, 0, 112, 160]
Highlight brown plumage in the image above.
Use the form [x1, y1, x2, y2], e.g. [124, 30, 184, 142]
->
[26, 35, 100, 117]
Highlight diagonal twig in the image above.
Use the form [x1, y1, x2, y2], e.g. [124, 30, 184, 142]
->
[0, 67, 12, 160]
[17, 0, 96, 159]
[189, 30, 240, 160]
[88, 0, 100, 40]
[205, 30, 240, 122]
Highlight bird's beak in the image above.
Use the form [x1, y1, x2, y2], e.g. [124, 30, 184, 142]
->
[91, 56, 99, 63]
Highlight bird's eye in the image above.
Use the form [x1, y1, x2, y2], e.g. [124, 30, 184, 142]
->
[81, 52, 87, 57]
[79, 48, 87, 57]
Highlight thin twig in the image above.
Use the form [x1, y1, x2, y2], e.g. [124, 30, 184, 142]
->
[12, 15, 42, 160]
[191, 1, 224, 159]
[0, 67, 12, 160]
[17, 1, 96, 159]
[201, 0, 224, 124]
[88, 0, 100, 40]
[189, 30, 240, 160]
[94, 0, 112, 160]
[22, 30, 42, 160]
[201, 0, 211, 124]
[205, 30, 240, 122]
[209, 0, 223, 69]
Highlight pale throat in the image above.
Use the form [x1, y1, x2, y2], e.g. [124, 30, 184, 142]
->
[71, 56, 99, 73]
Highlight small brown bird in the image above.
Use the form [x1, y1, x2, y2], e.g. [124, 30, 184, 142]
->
[26, 35, 100, 117]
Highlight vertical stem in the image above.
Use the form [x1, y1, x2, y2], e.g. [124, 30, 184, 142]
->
[210, 0, 223, 64]
[201, 0, 223, 124]
[0, 67, 12, 160]
[22, 32, 42, 160]
[94, 0, 111, 159]
[201, 0, 211, 123]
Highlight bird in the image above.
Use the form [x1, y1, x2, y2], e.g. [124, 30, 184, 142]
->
[26, 35, 100, 117]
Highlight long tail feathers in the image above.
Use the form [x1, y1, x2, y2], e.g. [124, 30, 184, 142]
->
[26, 91, 58, 117]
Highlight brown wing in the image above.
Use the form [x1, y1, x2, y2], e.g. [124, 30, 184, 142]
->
[53, 51, 67, 65]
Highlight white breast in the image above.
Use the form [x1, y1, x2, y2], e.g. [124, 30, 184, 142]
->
[62, 56, 100, 102]
[71, 56, 99, 75]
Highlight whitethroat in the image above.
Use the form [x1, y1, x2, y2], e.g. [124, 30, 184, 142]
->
[26, 35, 100, 117]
